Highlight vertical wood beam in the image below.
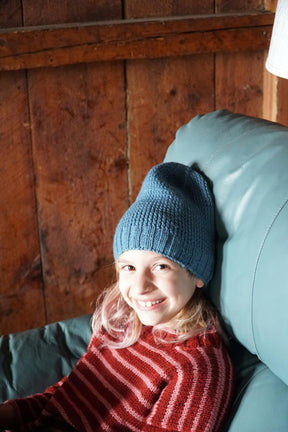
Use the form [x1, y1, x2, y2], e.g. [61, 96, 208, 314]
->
[125, 0, 216, 201]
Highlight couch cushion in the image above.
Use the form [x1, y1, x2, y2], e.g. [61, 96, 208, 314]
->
[0, 314, 91, 402]
[225, 340, 288, 432]
[164, 110, 288, 385]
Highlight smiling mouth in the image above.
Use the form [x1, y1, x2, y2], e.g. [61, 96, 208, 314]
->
[137, 299, 165, 309]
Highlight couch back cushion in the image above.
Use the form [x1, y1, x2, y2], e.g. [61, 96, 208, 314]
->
[164, 110, 288, 385]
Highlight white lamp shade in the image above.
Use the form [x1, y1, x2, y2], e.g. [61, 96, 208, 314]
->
[266, 0, 288, 79]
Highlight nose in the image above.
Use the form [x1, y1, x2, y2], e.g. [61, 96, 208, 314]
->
[131, 269, 153, 295]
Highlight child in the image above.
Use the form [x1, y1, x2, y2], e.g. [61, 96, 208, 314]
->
[0, 162, 234, 431]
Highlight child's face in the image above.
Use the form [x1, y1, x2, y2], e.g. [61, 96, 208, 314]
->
[117, 250, 204, 327]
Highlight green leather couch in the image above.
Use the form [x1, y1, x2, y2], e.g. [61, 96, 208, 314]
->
[1, 110, 288, 430]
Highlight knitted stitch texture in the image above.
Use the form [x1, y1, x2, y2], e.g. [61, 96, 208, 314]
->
[113, 162, 215, 285]
[8, 328, 234, 432]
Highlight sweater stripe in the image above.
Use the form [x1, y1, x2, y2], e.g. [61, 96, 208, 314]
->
[205, 347, 226, 432]
[91, 344, 152, 409]
[44, 385, 89, 431]
[138, 338, 184, 428]
[176, 350, 200, 430]
[161, 362, 183, 428]
[214, 349, 234, 431]
[112, 349, 158, 392]
[8, 328, 234, 432]
[193, 347, 214, 431]
[74, 367, 142, 432]
[80, 357, 145, 423]
[128, 346, 169, 380]
[73, 366, 118, 428]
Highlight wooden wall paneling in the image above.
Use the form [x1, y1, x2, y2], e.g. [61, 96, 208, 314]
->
[264, 0, 277, 11]
[276, 78, 288, 127]
[0, 14, 273, 72]
[0, 70, 46, 335]
[0, 0, 23, 27]
[27, 63, 127, 323]
[126, 55, 216, 201]
[262, 61, 278, 122]
[216, 0, 264, 13]
[23, 1, 127, 324]
[22, 0, 123, 25]
[0, 2, 45, 334]
[125, 0, 213, 18]
[215, 50, 265, 116]
[215, 0, 267, 117]
[125, 0, 216, 201]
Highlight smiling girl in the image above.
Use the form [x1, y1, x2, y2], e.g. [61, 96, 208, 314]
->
[0, 162, 234, 431]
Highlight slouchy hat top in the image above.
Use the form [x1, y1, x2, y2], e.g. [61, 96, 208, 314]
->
[113, 162, 215, 285]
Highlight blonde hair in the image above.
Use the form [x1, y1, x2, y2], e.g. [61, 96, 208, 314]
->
[92, 273, 220, 349]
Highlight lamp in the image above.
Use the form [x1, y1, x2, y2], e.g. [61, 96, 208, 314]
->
[266, 0, 288, 79]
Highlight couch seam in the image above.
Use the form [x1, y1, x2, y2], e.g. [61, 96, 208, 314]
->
[251, 197, 288, 359]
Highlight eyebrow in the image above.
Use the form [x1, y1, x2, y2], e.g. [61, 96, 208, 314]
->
[117, 259, 133, 265]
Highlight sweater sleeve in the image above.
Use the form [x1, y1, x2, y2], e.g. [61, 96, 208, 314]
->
[142, 341, 234, 432]
[5, 376, 68, 426]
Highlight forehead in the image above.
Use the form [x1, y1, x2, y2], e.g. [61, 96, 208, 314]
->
[118, 250, 168, 263]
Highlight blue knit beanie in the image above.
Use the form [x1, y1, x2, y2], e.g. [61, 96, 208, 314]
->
[113, 162, 215, 286]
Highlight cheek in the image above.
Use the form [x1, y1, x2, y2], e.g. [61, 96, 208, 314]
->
[175, 277, 197, 303]
[118, 280, 127, 296]
[118, 278, 131, 303]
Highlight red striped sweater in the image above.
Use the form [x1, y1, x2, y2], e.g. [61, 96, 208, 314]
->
[9, 327, 234, 432]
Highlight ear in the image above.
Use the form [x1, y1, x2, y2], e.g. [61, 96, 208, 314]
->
[196, 278, 204, 288]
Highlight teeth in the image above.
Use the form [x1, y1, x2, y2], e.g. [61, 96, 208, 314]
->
[138, 300, 162, 308]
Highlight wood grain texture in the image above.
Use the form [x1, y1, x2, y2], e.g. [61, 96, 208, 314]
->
[0, 1, 46, 334]
[0, 70, 45, 333]
[0, 0, 126, 333]
[28, 62, 127, 322]
[26, 0, 126, 326]
[22, 0, 123, 26]
[215, 0, 267, 117]
[126, 0, 215, 200]
[215, 0, 264, 13]
[276, 78, 288, 127]
[0, 0, 22, 28]
[127, 55, 215, 200]
[0, 13, 273, 71]
[124, 0, 213, 18]
[215, 50, 265, 116]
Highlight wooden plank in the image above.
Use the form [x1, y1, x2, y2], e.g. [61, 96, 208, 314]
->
[215, 1, 267, 117]
[28, 62, 127, 323]
[215, 50, 266, 116]
[0, 70, 46, 334]
[124, 0, 213, 18]
[262, 62, 278, 122]
[127, 55, 216, 200]
[22, 0, 122, 26]
[0, 0, 22, 28]
[126, 1, 216, 201]
[264, 0, 277, 11]
[216, 0, 264, 12]
[0, 13, 274, 71]
[23, 0, 128, 324]
[276, 78, 288, 127]
[0, 1, 45, 334]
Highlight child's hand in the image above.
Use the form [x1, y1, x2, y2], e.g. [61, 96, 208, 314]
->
[0, 403, 20, 429]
